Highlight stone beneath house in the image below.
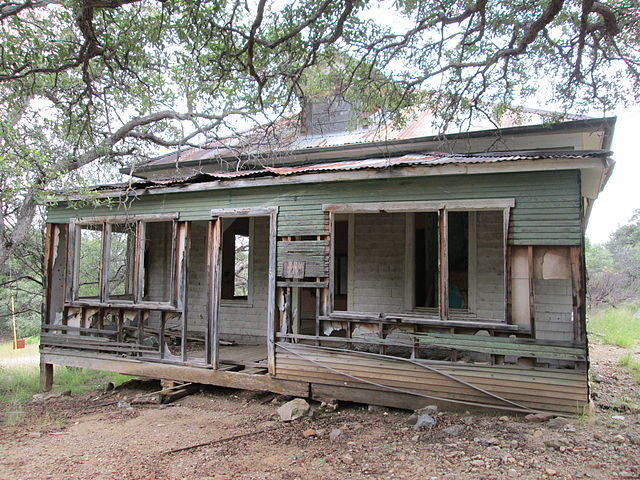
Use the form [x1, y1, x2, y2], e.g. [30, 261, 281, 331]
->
[277, 398, 310, 422]
[32, 390, 71, 403]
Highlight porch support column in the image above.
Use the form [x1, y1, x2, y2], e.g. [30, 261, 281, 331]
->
[438, 209, 449, 321]
[207, 219, 222, 369]
[40, 362, 53, 392]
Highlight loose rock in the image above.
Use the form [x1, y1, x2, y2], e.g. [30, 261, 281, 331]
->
[525, 413, 554, 423]
[32, 390, 71, 403]
[413, 414, 437, 431]
[277, 398, 310, 422]
[367, 405, 389, 413]
[442, 425, 465, 437]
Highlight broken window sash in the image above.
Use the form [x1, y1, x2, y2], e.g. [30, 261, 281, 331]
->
[76, 224, 103, 299]
[326, 200, 511, 323]
[69, 214, 180, 308]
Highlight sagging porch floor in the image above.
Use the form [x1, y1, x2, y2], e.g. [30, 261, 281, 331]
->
[219, 344, 268, 374]
[164, 343, 268, 374]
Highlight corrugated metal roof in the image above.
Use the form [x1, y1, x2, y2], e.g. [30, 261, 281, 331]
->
[136, 107, 590, 170]
[96, 150, 610, 192]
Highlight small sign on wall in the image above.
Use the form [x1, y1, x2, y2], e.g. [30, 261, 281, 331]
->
[283, 261, 305, 279]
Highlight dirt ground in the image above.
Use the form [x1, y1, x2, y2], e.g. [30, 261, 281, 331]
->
[1, 343, 639, 480]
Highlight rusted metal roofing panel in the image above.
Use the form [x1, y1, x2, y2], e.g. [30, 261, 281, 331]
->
[94, 150, 610, 191]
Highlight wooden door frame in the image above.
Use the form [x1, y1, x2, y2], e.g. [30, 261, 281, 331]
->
[209, 207, 278, 374]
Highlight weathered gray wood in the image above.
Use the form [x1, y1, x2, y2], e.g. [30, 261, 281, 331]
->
[100, 223, 111, 303]
[322, 312, 525, 332]
[71, 213, 180, 224]
[210, 218, 222, 369]
[40, 362, 54, 392]
[64, 300, 179, 311]
[528, 246, 536, 338]
[43, 324, 118, 336]
[40, 350, 309, 396]
[282, 261, 305, 279]
[133, 221, 145, 303]
[276, 280, 328, 288]
[570, 246, 586, 344]
[439, 209, 448, 321]
[48, 170, 584, 246]
[413, 333, 586, 361]
[211, 206, 278, 217]
[180, 222, 191, 362]
[503, 207, 511, 323]
[323, 198, 515, 213]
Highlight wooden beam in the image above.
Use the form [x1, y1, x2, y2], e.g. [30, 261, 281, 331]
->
[65, 222, 78, 303]
[40, 362, 54, 392]
[40, 350, 309, 397]
[323, 199, 515, 214]
[133, 221, 145, 304]
[528, 246, 536, 338]
[62, 157, 605, 200]
[503, 207, 511, 323]
[328, 212, 335, 315]
[100, 223, 111, 303]
[71, 213, 179, 224]
[267, 210, 278, 375]
[179, 222, 191, 362]
[210, 206, 278, 217]
[438, 209, 449, 321]
[42, 224, 55, 328]
[570, 246, 586, 344]
[209, 218, 222, 369]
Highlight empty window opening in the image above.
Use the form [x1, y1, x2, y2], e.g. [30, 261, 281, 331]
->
[108, 223, 136, 300]
[447, 212, 469, 309]
[414, 212, 439, 309]
[222, 217, 251, 300]
[143, 221, 174, 303]
[77, 225, 103, 299]
[333, 218, 349, 311]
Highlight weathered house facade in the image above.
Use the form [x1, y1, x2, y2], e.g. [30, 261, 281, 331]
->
[41, 110, 615, 415]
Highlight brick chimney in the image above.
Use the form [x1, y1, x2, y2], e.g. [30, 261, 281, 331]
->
[300, 95, 359, 135]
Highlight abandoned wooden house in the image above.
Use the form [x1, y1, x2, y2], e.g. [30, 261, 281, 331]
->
[40, 104, 616, 415]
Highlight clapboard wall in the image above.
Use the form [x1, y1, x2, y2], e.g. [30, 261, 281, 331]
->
[49, 170, 582, 242]
[48, 170, 582, 281]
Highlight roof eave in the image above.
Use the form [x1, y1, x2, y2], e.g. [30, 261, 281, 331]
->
[122, 117, 617, 177]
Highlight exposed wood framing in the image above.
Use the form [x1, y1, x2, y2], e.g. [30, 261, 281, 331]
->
[267, 209, 278, 375]
[438, 209, 449, 321]
[528, 246, 536, 338]
[503, 207, 511, 323]
[323, 198, 515, 214]
[41, 350, 309, 397]
[40, 362, 53, 392]
[208, 206, 278, 374]
[100, 223, 111, 303]
[570, 246, 586, 344]
[275, 343, 589, 415]
[71, 213, 179, 224]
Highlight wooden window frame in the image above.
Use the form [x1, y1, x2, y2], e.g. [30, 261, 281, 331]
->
[325, 199, 513, 323]
[67, 213, 180, 309]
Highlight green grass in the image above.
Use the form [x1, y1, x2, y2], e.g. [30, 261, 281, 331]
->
[0, 338, 130, 426]
[620, 353, 640, 383]
[588, 304, 640, 348]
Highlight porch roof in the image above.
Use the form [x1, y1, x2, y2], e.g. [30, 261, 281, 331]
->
[96, 149, 613, 198]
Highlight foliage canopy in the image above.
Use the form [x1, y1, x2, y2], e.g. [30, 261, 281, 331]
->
[1, 0, 639, 267]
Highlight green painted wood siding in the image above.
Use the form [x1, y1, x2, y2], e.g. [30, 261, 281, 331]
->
[47, 170, 582, 246]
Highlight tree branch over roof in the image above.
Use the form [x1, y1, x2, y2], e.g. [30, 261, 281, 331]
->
[0, 0, 638, 267]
